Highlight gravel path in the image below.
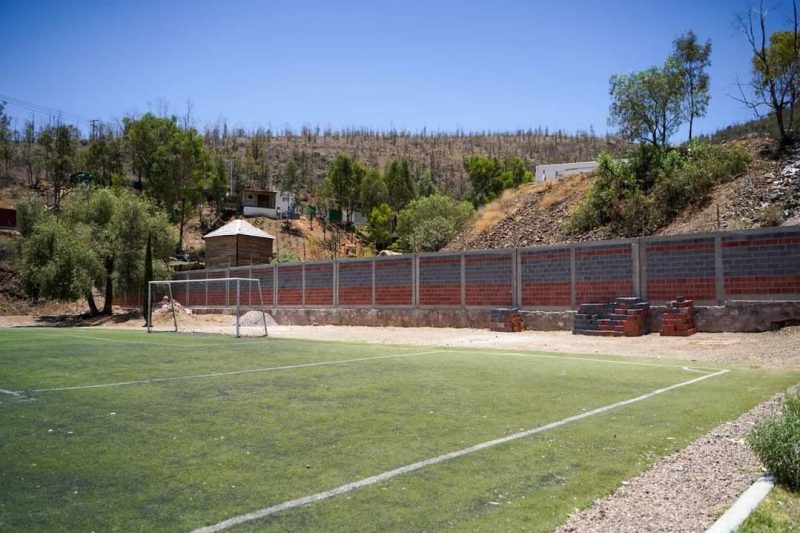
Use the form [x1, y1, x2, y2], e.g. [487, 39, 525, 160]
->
[556, 394, 788, 533]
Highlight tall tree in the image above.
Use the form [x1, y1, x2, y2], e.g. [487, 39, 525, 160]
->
[38, 124, 78, 211]
[0, 101, 11, 177]
[359, 167, 388, 214]
[150, 127, 213, 251]
[608, 64, 684, 148]
[384, 158, 415, 212]
[122, 113, 178, 190]
[367, 203, 393, 250]
[671, 31, 712, 141]
[142, 231, 154, 325]
[278, 158, 303, 208]
[20, 118, 39, 188]
[736, 0, 800, 146]
[83, 124, 124, 185]
[326, 153, 364, 223]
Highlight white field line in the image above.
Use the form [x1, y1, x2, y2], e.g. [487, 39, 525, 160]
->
[192, 369, 731, 533]
[0, 388, 23, 397]
[26, 350, 444, 393]
[17, 331, 256, 348]
[472, 350, 721, 373]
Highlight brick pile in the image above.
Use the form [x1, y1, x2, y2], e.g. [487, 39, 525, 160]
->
[490, 308, 525, 332]
[573, 297, 650, 337]
[660, 296, 696, 336]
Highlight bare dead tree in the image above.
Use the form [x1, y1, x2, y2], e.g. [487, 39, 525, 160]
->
[734, 0, 800, 147]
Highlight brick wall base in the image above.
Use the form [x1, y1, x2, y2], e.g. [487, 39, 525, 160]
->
[253, 300, 800, 333]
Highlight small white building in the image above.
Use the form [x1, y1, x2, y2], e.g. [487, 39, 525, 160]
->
[534, 161, 599, 183]
[241, 188, 294, 219]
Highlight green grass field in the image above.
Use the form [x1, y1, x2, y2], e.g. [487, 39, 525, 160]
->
[0, 328, 796, 532]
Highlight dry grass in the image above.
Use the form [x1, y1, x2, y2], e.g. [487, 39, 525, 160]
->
[540, 173, 595, 212]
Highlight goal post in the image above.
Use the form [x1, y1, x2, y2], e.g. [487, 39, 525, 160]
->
[147, 278, 269, 337]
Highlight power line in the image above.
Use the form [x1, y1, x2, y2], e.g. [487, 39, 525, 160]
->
[0, 93, 97, 127]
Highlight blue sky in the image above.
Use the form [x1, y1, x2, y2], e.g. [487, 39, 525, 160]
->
[1, 0, 796, 140]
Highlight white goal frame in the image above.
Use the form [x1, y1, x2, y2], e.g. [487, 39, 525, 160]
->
[147, 278, 269, 337]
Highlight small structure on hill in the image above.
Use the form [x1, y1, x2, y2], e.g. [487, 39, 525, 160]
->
[534, 161, 599, 182]
[242, 188, 293, 219]
[203, 219, 275, 269]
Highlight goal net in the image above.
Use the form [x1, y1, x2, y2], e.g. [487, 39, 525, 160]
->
[146, 278, 270, 337]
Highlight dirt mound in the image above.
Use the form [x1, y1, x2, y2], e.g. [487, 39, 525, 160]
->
[447, 137, 795, 251]
[236, 310, 278, 328]
[445, 173, 610, 251]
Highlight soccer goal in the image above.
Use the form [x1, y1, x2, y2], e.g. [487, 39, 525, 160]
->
[146, 278, 269, 337]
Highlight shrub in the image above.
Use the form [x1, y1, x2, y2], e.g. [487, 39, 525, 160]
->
[567, 142, 750, 237]
[747, 392, 800, 491]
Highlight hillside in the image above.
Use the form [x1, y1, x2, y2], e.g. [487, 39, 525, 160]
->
[209, 129, 629, 198]
[445, 137, 800, 251]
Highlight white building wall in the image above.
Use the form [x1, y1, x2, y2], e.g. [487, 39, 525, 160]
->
[534, 161, 599, 183]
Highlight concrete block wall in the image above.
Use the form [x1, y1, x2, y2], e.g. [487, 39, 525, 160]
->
[644, 236, 717, 303]
[375, 257, 413, 305]
[164, 227, 800, 330]
[520, 247, 572, 307]
[419, 254, 461, 306]
[722, 231, 800, 297]
[464, 251, 514, 306]
[575, 243, 634, 303]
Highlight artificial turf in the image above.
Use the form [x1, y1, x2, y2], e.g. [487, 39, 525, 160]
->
[0, 328, 796, 532]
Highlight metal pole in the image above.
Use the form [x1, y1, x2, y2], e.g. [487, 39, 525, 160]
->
[258, 279, 268, 337]
[147, 281, 152, 333]
[236, 279, 241, 338]
[168, 284, 178, 332]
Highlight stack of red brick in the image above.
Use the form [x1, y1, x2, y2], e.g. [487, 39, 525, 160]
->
[660, 297, 696, 336]
[490, 308, 526, 332]
[573, 297, 649, 337]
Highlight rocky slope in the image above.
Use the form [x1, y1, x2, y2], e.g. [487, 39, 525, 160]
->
[446, 137, 799, 252]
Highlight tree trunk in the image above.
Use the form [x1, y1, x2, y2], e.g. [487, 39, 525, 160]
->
[102, 256, 114, 315]
[86, 291, 100, 316]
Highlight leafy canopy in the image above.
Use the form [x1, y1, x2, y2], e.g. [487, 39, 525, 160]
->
[394, 194, 474, 252]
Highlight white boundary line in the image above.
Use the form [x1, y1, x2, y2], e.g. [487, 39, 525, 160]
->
[192, 369, 730, 533]
[26, 350, 444, 393]
[15, 331, 257, 348]
[486, 351, 720, 373]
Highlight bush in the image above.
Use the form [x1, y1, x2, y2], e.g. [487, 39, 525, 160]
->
[747, 392, 800, 491]
[567, 142, 750, 237]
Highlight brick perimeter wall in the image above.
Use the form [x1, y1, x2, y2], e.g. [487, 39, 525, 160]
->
[149, 227, 800, 314]
[645, 237, 716, 302]
[723, 232, 800, 296]
[575, 244, 634, 303]
[419, 255, 461, 306]
[375, 258, 413, 305]
[521, 248, 571, 306]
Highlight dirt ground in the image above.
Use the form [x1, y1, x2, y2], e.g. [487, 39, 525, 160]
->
[2, 311, 799, 370]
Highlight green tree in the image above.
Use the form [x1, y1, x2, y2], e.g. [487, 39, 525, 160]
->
[20, 119, 39, 188]
[463, 155, 502, 206]
[21, 187, 175, 315]
[82, 124, 124, 186]
[19, 215, 101, 313]
[150, 127, 213, 251]
[326, 154, 364, 224]
[142, 231, 154, 325]
[394, 194, 474, 252]
[278, 158, 303, 208]
[384, 158, 415, 211]
[0, 101, 12, 177]
[737, 1, 800, 146]
[367, 203, 393, 249]
[671, 31, 711, 141]
[122, 113, 178, 190]
[608, 63, 684, 149]
[38, 124, 78, 211]
[359, 167, 388, 214]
